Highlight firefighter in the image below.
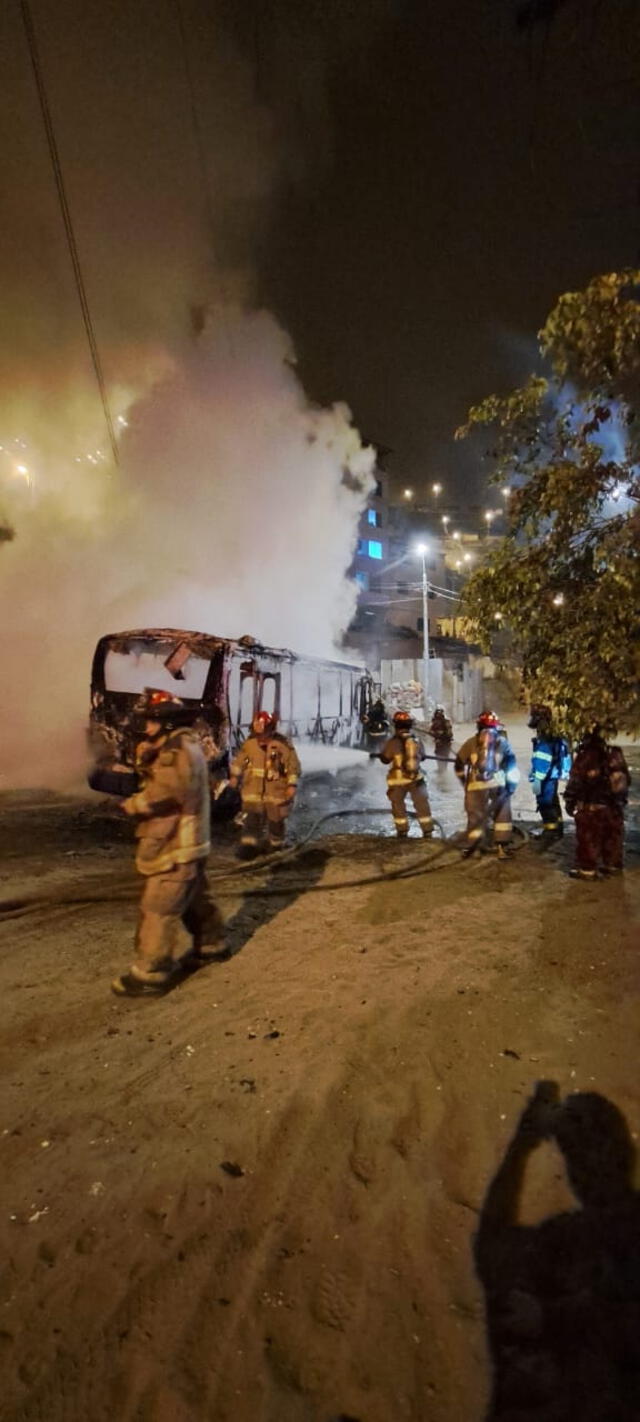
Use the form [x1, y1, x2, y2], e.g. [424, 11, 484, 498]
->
[377, 710, 434, 838]
[362, 696, 390, 740]
[229, 711, 301, 857]
[528, 704, 572, 843]
[428, 705, 453, 758]
[112, 689, 221, 997]
[564, 726, 631, 880]
[455, 711, 520, 857]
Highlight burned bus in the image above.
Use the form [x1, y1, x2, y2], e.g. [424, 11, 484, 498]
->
[87, 627, 373, 797]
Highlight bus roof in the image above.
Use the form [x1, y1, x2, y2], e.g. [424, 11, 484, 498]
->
[93, 628, 367, 675]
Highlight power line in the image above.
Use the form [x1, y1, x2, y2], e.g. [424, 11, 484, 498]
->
[20, 0, 119, 466]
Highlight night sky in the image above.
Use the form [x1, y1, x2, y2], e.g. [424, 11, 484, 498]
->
[247, 0, 640, 495]
[2, 0, 639, 502]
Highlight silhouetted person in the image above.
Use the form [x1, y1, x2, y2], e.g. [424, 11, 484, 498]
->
[475, 1083, 640, 1420]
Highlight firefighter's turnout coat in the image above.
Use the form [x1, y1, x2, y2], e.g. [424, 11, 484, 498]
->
[529, 732, 571, 833]
[123, 728, 211, 875]
[121, 729, 218, 983]
[455, 727, 519, 846]
[429, 711, 453, 746]
[230, 732, 301, 847]
[564, 739, 631, 875]
[379, 732, 433, 836]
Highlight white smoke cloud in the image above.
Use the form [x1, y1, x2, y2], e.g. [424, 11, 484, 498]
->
[0, 310, 374, 788]
[0, 3, 378, 788]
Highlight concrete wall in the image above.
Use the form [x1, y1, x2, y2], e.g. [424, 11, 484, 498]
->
[380, 656, 486, 724]
[445, 662, 485, 722]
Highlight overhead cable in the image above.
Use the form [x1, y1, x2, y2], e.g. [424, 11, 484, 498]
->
[20, 0, 120, 466]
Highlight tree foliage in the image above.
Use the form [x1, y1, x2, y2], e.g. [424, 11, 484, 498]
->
[455, 271, 640, 737]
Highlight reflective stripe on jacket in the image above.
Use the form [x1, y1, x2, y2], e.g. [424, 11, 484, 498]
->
[230, 734, 301, 807]
[379, 733, 426, 787]
[123, 728, 211, 876]
[455, 731, 519, 791]
[530, 736, 571, 783]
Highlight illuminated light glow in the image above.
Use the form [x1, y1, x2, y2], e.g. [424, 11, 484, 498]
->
[501, 486, 510, 498]
[403, 487, 414, 500]
[16, 464, 28, 475]
[463, 552, 472, 563]
[494, 611, 503, 620]
[552, 593, 564, 606]
[452, 530, 461, 540]
[441, 514, 450, 526]
[432, 482, 442, 495]
[415, 541, 429, 556]
[454, 559, 462, 569]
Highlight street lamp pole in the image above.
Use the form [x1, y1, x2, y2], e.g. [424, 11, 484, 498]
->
[416, 542, 429, 709]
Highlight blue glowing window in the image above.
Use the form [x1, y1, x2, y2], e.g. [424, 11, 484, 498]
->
[368, 540, 382, 560]
[357, 538, 367, 555]
[355, 571, 369, 590]
[367, 508, 380, 527]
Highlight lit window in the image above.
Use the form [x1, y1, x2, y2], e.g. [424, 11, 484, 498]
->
[355, 571, 369, 590]
[368, 540, 382, 560]
[367, 508, 380, 527]
[357, 538, 367, 555]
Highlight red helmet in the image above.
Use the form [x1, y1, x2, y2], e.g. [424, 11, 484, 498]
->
[253, 710, 278, 736]
[135, 687, 194, 732]
[477, 710, 500, 730]
[146, 689, 181, 711]
[393, 710, 414, 731]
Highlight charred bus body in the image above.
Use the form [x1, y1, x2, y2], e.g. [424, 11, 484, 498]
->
[88, 628, 373, 800]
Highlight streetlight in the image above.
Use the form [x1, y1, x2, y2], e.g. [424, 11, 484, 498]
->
[403, 488, 414, 500]
[432, 482, 442, 497]
[501, 486, 510, 499]
[484, 509, 495, 528]
[441, 514, 450, 530]
[452, 529, 461, 541]
[415, 542, 430, 706]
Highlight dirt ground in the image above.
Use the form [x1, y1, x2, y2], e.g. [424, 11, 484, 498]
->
[1, 772, 639, 1422]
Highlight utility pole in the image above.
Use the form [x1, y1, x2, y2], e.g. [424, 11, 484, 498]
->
[417, 542, 430, 710]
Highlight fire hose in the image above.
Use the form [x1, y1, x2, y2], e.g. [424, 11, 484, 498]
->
[204, 805, 529, 895]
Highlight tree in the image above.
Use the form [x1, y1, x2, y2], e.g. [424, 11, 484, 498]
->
[455, 270, 640, 737]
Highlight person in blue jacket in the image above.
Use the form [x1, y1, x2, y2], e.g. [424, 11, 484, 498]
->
[528, 704, 572, 843]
